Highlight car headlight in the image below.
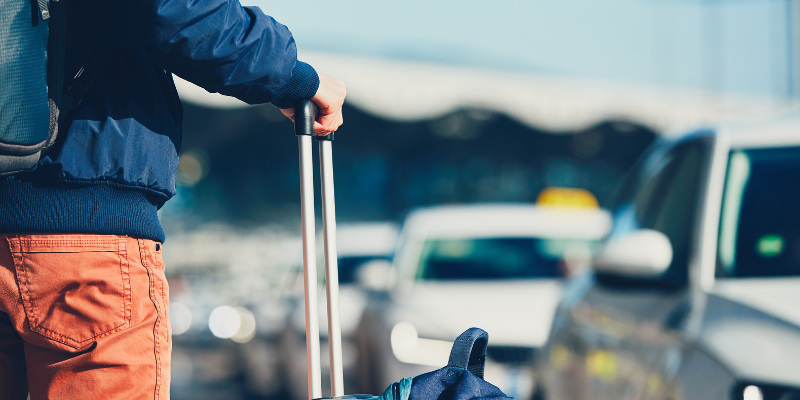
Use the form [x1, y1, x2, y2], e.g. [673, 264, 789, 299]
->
[169, 302, 193, 335]
[734, 383, 800, 400]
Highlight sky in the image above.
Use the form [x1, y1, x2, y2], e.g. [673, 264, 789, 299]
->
[251, 0, 796, 98]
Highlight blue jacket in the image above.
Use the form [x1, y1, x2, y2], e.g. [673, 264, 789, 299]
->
[0, 0, 319, 242]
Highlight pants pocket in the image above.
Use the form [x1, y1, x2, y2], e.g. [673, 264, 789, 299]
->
[8, 235, 132, 350]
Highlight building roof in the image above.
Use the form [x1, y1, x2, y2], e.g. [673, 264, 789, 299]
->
[174, 51, 798, 134]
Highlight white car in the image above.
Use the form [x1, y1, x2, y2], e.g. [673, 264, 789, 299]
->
[537, 112, 800, 400]
[355, 202, 610, 399]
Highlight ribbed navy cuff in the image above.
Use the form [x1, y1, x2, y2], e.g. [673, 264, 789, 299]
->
[271, 61, 320, 109]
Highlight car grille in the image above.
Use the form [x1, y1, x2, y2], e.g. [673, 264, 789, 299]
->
[486, 346, 535, 365]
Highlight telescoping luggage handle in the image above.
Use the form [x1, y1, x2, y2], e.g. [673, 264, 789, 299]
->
[294, 100, 347, 399]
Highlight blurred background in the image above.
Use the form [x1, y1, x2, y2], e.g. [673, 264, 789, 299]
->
[161, 1, 800, 399]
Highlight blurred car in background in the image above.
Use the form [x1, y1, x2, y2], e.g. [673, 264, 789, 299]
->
[282, 222, 399, 400]
[355, 197, 611, 399]
[168, 266, 281, 400]
[164, 228, 301, 400]
[537, 113, 800, 400]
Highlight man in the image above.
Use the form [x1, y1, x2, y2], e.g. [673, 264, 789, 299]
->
[0, 0, 345, 398]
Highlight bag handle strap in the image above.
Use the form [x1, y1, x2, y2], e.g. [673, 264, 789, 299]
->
[447, 328, 488, 379]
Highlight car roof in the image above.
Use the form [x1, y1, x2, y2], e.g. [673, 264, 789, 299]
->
[685, 108, 800, 149]
[334, 222, 399, 257]
[401, 203, 611, 240]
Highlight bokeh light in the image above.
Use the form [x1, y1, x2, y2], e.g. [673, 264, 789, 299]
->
[169, 302, 193, 336]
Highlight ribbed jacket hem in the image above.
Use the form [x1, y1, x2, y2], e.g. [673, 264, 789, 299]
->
[0, 179, 165, 243]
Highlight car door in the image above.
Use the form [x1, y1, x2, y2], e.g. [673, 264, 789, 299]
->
[542, 137, 711, 400]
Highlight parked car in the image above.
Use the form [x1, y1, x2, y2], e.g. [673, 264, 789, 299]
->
[537, 113, 800, 400]
[163, 227, 300, 400]
[355, 201, 611, 399]
[168, 266, 280, 400]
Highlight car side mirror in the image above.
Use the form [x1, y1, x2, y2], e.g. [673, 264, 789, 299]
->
[355, 259, 397, 291]
[592, 230, 673, 277]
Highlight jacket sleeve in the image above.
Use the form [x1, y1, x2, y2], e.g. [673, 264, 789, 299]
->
[109, 0, 319, 107]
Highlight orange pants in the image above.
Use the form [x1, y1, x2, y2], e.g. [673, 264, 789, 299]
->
[0, 234, 171, 400]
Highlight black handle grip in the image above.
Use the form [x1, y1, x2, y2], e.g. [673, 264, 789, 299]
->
[315, 132, 334, 141]
[294, 99, 316, 136]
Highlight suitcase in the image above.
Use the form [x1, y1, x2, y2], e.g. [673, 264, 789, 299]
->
[292, 101, 512, 400]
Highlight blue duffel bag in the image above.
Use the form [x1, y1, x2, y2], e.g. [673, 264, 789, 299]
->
[328, 328, 512, 400]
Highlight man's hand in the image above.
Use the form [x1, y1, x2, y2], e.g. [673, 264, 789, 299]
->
[281, 75, 346, 135]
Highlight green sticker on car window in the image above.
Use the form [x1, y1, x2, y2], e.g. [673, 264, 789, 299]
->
[757, 234, 784, 257]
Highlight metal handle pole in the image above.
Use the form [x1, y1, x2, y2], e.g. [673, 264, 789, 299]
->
[317, 133, 344, 397]
[295, 100, 322, 400]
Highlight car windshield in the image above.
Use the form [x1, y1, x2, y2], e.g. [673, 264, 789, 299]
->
[337, 255, 391, 284]
[718, 147, 800, 278]
[415, 237, 591, 280]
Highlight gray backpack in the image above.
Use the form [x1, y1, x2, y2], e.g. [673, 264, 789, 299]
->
[0, 0, 105, 176]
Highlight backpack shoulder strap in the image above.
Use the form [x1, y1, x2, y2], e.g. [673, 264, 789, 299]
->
[44, 0, 67, 151]
[36, 0, 50, 20]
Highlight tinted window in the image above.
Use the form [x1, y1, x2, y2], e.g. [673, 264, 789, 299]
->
[717, 147, 800, 278]
[337, 256, 392, 284]
[606, 140, 707, 286]
[415, 237, 593, 280]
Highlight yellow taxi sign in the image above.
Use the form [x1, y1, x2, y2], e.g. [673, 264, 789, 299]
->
[536, 187, 599, 209]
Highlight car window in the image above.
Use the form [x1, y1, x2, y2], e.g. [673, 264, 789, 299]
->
[337, 256, 392, 284]
[717, 147, 800, 278]
[415, 237, 593, 280]
[607, 140, 707, 286]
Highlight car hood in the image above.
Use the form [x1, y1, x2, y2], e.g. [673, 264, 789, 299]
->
[389, 280, 563, 347]
[712, 278, 800, 327]
[703, 278, 800, 386]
